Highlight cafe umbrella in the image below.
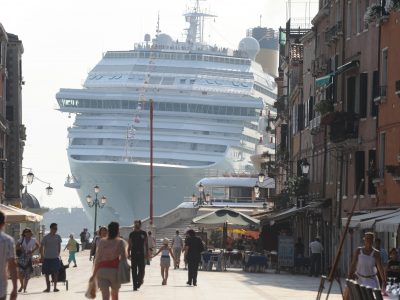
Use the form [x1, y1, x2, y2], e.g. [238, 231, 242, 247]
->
[192, 208, 260, 248]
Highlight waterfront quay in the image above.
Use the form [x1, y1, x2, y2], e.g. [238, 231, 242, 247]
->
[12, 251, 342, 300]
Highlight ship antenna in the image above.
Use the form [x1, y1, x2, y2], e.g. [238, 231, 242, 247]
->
[156, 11, 161, 37]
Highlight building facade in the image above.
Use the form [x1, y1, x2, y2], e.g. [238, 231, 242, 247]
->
[375, 8, 400, 209]
[4, 32, 25, 205]
[0, 24, 8, 203]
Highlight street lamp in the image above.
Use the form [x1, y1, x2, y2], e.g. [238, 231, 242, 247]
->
[86, 185, 107, 237]
[258, 172, 265, 183]
[26, 171, 34, 184]
[45, 185, 53, 196]
[301, 158, 310, 176]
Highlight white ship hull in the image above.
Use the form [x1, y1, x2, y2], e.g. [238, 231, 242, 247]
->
[70, 155, 237, 226]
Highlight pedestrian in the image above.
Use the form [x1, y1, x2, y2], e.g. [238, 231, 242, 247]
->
[147, 231, 156, 265]
[309, 236, 323, 277]
[152, 238, 176, 285]
[348, 232, 386, 289]
[375, 238, 389, 266]
[16, 228, 39, 293]
[386, 248, 400, 282]
[90, 226, 108, 261]
[85, 229, 91, 248]
[128, 220, 149, 291]
[171, 230, 183, 269]
[40, 223, 62, 293]
[90, 222, 127, 300]
[184, 229, 204, 286]
[64, 234, 78, 267]
[0, 211, 18, 300]
[80, 228, 87, 251]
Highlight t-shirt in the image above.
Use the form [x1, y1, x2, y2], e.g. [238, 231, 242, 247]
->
[172, 235, 183, 249]
[41, 233, 62, 259]
[129, 230, 147, 257]
[185, 236, 204, 261]
[66, 239, 78, 252]
[387, 260, 400, 279]
[309, 241, 323, 254]
[0, 231, 16, 298]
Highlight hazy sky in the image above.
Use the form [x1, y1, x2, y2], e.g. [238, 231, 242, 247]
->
[0, 0, 317, 209]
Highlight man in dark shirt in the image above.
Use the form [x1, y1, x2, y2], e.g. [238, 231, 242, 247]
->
[184, 229, 204, 286]
[128, 220, 148, 291]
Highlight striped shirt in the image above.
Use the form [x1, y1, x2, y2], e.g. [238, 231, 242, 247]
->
[0, 231, 16, 298]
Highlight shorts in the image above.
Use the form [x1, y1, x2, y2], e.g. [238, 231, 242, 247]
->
[42, 258, 60, 275]
[97, 268, 120, 290]
[160, 257, 171, 268]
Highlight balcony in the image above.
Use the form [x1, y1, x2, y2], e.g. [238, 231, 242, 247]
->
[395, 80, 400, 96]
[373, 85, 388, 104]
[322, 112, 359, 143]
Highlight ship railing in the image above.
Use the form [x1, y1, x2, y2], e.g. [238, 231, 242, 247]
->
[183, 196, 266, 206]
[64, 175, 81, 189]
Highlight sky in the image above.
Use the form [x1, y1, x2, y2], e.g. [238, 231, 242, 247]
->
[0, 0, 317, 209]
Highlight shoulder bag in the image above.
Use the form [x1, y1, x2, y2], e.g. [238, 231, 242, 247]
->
[117, 239, 130, 284]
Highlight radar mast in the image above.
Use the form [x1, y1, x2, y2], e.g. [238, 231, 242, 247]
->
[184, 0, 216, 44]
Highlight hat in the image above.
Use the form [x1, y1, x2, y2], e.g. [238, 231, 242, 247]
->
[162, 238, 169, 245]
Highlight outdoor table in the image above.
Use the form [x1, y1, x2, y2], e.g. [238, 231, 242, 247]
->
[243, 253, 267, 272]
[224, 250, 243, 268]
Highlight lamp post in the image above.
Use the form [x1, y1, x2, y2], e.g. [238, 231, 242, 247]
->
[86, 185, 107, 237]
[297, 158, 310, 208]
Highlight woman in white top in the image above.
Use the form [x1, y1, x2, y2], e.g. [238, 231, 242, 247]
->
[16, 228, 39, 293]
[348, 232, 386, 289]
[152, 238, 176, 285]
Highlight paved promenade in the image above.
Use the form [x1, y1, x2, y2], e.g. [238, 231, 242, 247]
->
[10, 251, 343, 300]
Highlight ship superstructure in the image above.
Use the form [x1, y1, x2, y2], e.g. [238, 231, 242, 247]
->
[57, 1, 277, 225]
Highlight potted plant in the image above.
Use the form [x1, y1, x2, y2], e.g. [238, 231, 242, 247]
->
[315, 99, 334, 116]
[364, 4, 383, 24]
[387, 0, 400, 12]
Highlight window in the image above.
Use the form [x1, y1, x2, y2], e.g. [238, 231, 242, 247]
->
[347, 76, 356, 113]
[356, 0, 361, 34]
[309, 96, 314, 121]
[355, 151, 365, 195]
[347, 1, 352, 38]
[297, 103, 304, 131]
[368, 150, 376, 195]
[371, 70, 379, 116]
[381, 48, 388, 95]
[359, 73, 368, 118]
[379, 132, 385, 178]
[364, 0, 369, 30]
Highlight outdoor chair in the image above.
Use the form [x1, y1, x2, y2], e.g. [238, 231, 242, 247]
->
[346, 279, 362, 300]
[358, 284, 369, 300]
[351, 280, 363, 300]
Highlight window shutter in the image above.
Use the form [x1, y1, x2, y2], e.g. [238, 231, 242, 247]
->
[359, 73, 368, 118]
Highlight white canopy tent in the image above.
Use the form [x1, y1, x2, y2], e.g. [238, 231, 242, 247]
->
[375, 214, 400, 232]
[359, 210, 400, 229]
[341, 210, 398, 228]
[0, 204, 43, 223]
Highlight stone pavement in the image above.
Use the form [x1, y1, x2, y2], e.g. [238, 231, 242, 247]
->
[8, 251, 343, 300]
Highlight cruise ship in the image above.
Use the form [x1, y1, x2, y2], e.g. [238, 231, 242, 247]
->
[56, 1, 277, 226]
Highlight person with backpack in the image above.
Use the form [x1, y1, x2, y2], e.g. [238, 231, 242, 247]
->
[64, 234, 78, 267]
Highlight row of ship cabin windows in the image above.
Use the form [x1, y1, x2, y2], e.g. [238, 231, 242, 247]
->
[71, 138, 227, 153]
[59, 99, 259, 117]
[105, 51, 252, 66]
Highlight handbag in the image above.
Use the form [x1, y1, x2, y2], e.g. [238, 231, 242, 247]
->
[85, 277, 97, 299]
[117, 240, 130, 284]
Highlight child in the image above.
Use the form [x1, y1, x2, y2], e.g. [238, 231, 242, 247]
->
[153, 238, 176, 285]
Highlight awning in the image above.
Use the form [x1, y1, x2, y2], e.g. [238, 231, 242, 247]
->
[335, 60, 360, 76]
[374, 213, 400, 232]
[316, 74, 333, 88]
[264, 205, 310, 223]
[359, 210, 400, 229]
[341, 210, 398, 228]
[0, 204, 43, 223]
